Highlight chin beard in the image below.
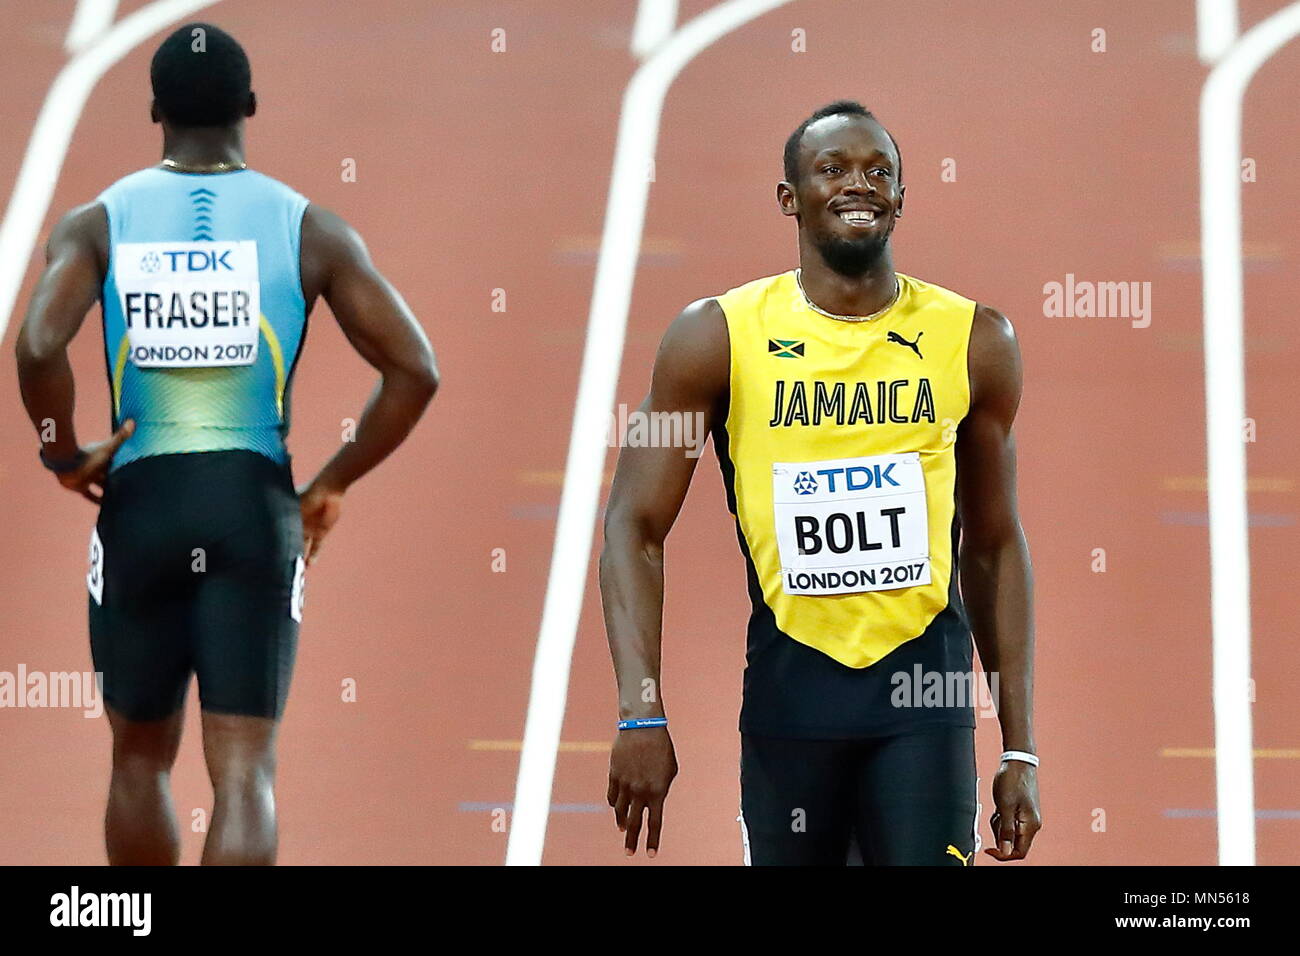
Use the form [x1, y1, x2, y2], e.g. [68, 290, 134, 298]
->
[813, 232, 889, 277]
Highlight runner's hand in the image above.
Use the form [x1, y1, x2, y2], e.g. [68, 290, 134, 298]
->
[298, 479, 344, 566]
[55, 420, 135, 505]
[984, 760, 1041, 861]
[607, 726, 677, 859]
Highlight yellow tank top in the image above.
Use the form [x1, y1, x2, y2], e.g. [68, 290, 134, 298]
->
[715, 270, 976, 669]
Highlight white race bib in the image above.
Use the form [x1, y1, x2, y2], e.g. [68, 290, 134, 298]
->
[290, 554, 305, 623]
[87, 526, 104, 605]
[115, 240, 260, 368]
[772, 452, 931, 596]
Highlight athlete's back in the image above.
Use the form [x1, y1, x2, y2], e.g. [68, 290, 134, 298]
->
[99, 167, 309, 470]
[14, 22, 437, 865]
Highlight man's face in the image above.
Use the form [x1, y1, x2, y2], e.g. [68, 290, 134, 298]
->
[780, 115, 904, 276]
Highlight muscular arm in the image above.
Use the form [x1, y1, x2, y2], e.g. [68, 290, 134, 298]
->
[14, 203, 134, 503]
[599, 296, 729, 856]
[299, 204, 439, 497]
[956, 302, 1039, 858]
[600, 297, 729, 720]
[14, 203, 109, 462]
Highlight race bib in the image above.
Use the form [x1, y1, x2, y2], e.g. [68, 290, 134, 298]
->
[87, 526, 104, 605]
[114, 240, 260, 368]
[290, 554, 305, 623]
[772, 452, 931, 596]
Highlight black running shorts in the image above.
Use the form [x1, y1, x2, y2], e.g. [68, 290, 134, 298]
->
[739, 725, 979, 866]
[88, 450, 303, 721]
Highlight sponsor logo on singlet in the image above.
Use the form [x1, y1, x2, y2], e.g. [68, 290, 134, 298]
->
[772, 452, 931, 596]
[887, 329, 924, 358]
[114, 240, 260, 368]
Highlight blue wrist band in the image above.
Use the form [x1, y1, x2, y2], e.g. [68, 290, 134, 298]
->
[617, 717, 668, 731]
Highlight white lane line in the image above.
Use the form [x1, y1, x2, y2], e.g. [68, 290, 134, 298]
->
[65, 0, 120, 54]
[631, 0, 678, 59]
[0, 0, 225, 343]
[1197, 0, 1300, 867]
[506, 0, 798, 867]
[1196, 0, 1238, 64]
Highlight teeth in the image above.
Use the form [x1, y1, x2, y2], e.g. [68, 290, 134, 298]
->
[840, 210, 876, 222]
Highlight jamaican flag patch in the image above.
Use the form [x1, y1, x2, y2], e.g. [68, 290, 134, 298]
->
[768, 339, 805, 358]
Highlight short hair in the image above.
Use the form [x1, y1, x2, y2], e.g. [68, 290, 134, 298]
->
[783, 100, 902, 184]
[150, 23, 251, 127]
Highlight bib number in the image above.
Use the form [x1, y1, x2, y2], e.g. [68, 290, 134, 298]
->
[87, 526, 104, 605]
[115, 241, 260, 368]
[290, 554, 305, 623]
[772, 452, 931, 596]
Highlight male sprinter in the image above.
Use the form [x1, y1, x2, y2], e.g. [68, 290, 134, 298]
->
[14, 24, 437, 864]
[601, 101, 1038, 865]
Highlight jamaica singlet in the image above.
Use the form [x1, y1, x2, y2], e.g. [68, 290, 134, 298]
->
[712, 271, 978, 738]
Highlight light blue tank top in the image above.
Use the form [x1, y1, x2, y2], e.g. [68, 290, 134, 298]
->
[98, 167, 309, 471]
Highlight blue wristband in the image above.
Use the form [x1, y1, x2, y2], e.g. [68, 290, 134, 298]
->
[617, 717, 668, 731]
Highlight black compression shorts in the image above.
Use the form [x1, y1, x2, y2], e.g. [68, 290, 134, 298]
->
[88, 450, 303, 721]
[739, 725, 979, 866]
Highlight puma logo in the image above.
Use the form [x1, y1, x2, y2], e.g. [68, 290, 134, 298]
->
[946, 844, 972, 866]
[887, 330, 923, 358]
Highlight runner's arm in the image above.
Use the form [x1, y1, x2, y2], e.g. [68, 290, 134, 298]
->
[600, 296, 728, 856]
[600, 297, 729, 721]
[298, 204, 438, 494]
[957, 303, 1039, 859]
[957, 304, 1033, 752]
[15, 203, 108, 461]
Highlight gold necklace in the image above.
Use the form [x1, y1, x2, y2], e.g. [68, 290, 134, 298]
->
[795, 268, 900, 323]
[161, 158, 247, 173]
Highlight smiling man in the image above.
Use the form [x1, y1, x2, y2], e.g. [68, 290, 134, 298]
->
[601, 101, 1040, 865]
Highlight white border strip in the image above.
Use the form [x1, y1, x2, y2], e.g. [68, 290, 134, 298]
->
[0, 0, 224, 342]
[1198, 0, 1300, 867]
[1197, 0, 1239, 64]
[505, 0, 797, 866]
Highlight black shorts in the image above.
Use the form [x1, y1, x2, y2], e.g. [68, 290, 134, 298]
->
[88, 450, 303, 721]
[739, 725, 979, 866]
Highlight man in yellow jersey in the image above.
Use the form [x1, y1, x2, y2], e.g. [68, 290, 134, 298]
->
[600, 101, 1039, 865]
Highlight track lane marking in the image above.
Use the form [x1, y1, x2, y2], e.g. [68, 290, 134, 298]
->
[0, 0, 226, 343]
[506, 0, 798, 866]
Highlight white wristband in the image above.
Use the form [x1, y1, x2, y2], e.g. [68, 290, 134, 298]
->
[1001, 750, 1039, 767]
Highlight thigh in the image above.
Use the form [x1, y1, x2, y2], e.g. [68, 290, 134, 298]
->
[89, 468, 197, 722]
[740, 735, 856, 866]
[852, 724, 978, 866]
[191, 454, 303, 719]
[192, 570, 299, 719]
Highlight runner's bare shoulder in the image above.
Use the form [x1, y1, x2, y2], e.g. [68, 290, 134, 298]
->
[652, 297, 729, 406]
[968, 303, 1021, 414]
